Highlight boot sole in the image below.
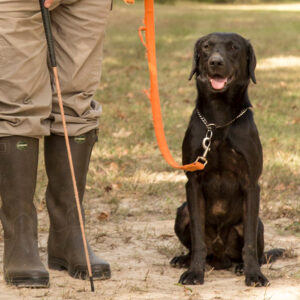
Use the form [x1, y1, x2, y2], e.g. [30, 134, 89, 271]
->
[48, 256, 111, 280]
[5, 275, 49, 288]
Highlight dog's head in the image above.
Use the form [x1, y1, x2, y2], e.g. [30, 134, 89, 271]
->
[189, 33, 256, 93]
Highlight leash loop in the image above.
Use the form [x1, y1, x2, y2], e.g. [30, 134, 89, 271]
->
[138, 26, 147, 48]
[123, 0, 135, 4]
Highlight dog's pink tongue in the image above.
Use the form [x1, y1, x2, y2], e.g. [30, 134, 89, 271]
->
[210, 78, 227, 90]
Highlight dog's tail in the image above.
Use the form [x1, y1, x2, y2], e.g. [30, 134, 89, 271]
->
[260, 248, 285, 265]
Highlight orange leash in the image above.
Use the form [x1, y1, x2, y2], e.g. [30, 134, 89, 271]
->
[124, 0, 204, 171]
[138, 0, 204, 172]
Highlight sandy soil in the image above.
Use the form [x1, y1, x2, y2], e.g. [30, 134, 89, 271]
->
[0, 198, 299, 300]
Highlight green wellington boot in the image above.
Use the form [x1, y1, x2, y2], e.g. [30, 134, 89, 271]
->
[0, 136, 49, 287]
[44, 130, 110, 280]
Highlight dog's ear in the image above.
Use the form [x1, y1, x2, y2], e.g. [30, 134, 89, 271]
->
[189, 40, 201, 80]
[247, 41, 257, 84]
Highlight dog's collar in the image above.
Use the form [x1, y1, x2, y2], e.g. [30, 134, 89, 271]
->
[194, 107, 252, 167]
[196, 107, 252, 130]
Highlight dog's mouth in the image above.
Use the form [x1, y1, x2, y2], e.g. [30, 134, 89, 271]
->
[208, 75, 234, 91]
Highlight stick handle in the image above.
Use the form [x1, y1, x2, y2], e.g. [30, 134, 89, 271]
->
[39, 0, 57, 67]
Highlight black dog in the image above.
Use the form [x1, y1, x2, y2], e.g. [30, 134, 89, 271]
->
[170, 33, 283, 286]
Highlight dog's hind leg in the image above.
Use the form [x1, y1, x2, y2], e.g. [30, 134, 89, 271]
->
[174, 203, 191, 249]
[170, 253, 191, 269]
[170, 202, 192, 268]
[261, 248, 285, 264]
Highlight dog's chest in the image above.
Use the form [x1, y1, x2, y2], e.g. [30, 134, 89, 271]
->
[201, 140, 248, 222]
[208, 139, 246, 172]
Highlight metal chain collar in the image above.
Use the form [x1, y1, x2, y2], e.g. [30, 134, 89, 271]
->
[194, 107, 251, 166]
[196, 107, 251, 130]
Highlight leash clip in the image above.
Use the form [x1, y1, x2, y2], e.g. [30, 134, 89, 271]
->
[202, 128, 213, 157]
[201, 137, 211, 158]
[196, 128, 213, 167]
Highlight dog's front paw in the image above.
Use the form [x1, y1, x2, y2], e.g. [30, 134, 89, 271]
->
[245, 270, 269, 287]
[179, 269, 204, 285]
[170, 254, 190, 269]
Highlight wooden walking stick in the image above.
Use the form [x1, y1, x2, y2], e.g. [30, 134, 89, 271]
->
[39, 0, 95, 292]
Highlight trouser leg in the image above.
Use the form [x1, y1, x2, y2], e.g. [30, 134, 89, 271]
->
[49, 0, 111, 136]
[0, 1, 52, 138]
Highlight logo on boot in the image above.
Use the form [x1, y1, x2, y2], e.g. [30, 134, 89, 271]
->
[16, 141, 28, 151]
[74, 135, 86, 144]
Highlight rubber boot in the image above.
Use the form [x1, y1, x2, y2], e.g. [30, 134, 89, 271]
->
[44, 130, 111, 280]
[0, 136, 49, 287]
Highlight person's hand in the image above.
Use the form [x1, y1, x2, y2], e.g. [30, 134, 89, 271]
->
[44, 0, 54, 8]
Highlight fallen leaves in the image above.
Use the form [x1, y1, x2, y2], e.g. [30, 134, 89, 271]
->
[291, 118, 300, 125]
[274, 183, 286, 192]
[97, 211, 110, 221]
[104, 185, 113, 193]
[159, 234, 174, 240]
[112, 128, 132, 138]
[279, 81, 287, 87]
[109, 162, 119, 171]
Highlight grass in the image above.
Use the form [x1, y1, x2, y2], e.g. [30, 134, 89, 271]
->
[35, 2, 299, 231]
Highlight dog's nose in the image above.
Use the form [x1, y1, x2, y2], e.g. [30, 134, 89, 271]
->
[209, 55, 224, 67]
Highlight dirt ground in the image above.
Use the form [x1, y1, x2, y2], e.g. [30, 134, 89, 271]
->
[0, 197, 299, 300]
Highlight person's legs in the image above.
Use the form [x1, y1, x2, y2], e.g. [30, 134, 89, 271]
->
[44, 0, 111, 279]
[0, 0, 52, 287]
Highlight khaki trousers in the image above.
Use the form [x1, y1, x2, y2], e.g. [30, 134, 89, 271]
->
[0, 0, 111, 138]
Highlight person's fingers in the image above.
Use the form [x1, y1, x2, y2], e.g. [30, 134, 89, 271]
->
[44, 0, 54, 8]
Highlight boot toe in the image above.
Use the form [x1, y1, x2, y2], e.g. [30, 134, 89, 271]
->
[91, 259, 111, 280]
[72, 259, 111, 280]
[5, 268, 49, 288]
[49, 255, 111, 280]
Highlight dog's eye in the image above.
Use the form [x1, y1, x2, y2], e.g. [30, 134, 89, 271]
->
[203, 43, 209, 50]
[231, 44, 239, 51]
